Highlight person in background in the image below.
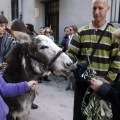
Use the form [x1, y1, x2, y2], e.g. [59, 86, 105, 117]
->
[68, 25, 78, 48]
[61, 27, 70, 52]
[0, 15, 16, 76]
[26, 23, 38, 35]
[61, 27, 75, 88]
[11, 19, 27, 32]
[39, 27, 45, 35]
[38, 27, 54, 83]
[44, 27, 54, 42]
[67, 0, 120, 119]
[11, 19, 38, 110]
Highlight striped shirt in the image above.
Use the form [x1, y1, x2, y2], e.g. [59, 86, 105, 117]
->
[68, 22, 120, 81]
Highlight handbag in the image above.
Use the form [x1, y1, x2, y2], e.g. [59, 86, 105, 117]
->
[74, 23, 110, 84]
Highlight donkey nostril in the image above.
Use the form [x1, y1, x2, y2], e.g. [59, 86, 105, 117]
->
[66, 62, 72, 67]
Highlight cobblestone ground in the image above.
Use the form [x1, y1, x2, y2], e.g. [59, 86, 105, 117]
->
[29, 74, 74, 120]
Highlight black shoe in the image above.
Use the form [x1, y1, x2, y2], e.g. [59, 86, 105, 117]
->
[43, 79, 51, 81]
[64, 76, 68, 80]
[66, 86, 70, 91]
[43, 76, 51, 82]
[31, 103, 38, 109]
[38, 79, 42, 83]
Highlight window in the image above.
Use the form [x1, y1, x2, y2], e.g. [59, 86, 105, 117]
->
[110, 0, 120, 23]
[45, 1, 59, 43]
[11, 0, 19, 20]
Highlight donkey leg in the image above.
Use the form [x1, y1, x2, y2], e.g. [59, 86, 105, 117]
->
[22, 114, 29, 120]
[16, 114, 29, 120]
[16, 111, 30, 120]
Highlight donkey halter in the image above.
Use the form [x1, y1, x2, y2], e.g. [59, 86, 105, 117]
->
[27, 50, 63, 72]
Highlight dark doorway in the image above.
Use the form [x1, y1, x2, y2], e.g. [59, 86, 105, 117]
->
[45, 1, 59, 43]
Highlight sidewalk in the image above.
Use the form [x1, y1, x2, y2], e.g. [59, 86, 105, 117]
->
[29, 75, 74, 120]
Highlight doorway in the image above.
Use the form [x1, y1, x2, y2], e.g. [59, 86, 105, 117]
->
[45, 1, 59, 43]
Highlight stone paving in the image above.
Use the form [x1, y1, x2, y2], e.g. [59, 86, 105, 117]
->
[29, 75, 74, 120]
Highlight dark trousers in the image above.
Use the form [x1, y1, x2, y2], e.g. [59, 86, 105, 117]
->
[6, 114, 14, 120]
[73, 80, 89, 120]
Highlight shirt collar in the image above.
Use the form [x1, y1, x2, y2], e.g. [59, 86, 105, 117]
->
[89, 22, 107, 31]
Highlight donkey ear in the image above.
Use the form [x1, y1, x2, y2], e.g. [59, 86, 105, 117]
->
[112, 28, 120, 41]
[6, 28, 31, 44]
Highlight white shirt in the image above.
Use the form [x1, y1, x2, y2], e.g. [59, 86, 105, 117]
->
[68, 34, 74, 47]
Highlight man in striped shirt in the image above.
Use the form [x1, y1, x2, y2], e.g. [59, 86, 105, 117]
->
[67, 0, 120, 120]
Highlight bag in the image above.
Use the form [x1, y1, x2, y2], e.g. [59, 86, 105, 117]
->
[73, 63, 89, 83]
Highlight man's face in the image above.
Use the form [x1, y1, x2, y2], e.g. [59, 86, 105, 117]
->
[64, 28, 70, 35]
[69, 27, 74, 35]
[0, 23, 7, 35]
[40, 28, 44, 35]
[92, 0, 110, 22]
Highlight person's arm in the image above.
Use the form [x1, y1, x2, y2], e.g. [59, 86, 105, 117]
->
[67, 33, 80, 63]
[3, 35, 16, 61]
[0, 76, 37, 97]
[90, 78, 120, 106]
[105, 37, 120, 81]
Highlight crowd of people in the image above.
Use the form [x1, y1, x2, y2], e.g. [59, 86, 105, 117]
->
[0, 0, 120, 120]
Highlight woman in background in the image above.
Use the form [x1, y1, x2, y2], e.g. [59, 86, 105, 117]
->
[44, 27, 54, 42]
[11, 19, 38, 110]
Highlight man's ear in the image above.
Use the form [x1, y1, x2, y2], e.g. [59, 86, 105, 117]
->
[108, 6, 110, 11]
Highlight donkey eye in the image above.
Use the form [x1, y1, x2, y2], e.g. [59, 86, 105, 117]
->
[40, 46, 48, 49]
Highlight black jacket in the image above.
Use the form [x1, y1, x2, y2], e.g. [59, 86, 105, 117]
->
[61, 35, 69, 52]
[97, 74, 120, 107]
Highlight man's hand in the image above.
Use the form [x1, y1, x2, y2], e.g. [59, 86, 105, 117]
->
[98, 78, 110, 85]
[90, 78, 103, 92]
[28, 80, 38, 90]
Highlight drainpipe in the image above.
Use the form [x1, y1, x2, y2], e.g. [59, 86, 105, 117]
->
[19, 0, 23, 19]
[118, 0, 120, 23]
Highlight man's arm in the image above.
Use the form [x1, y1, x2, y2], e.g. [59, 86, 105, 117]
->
[106, 38, 120, 81]
[67, 33, 81, 63]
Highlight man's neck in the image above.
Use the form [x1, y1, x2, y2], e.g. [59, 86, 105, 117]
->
[93, 20, 106, 28]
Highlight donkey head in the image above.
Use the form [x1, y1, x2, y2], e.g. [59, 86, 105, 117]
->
[6, 28, 76, 76]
